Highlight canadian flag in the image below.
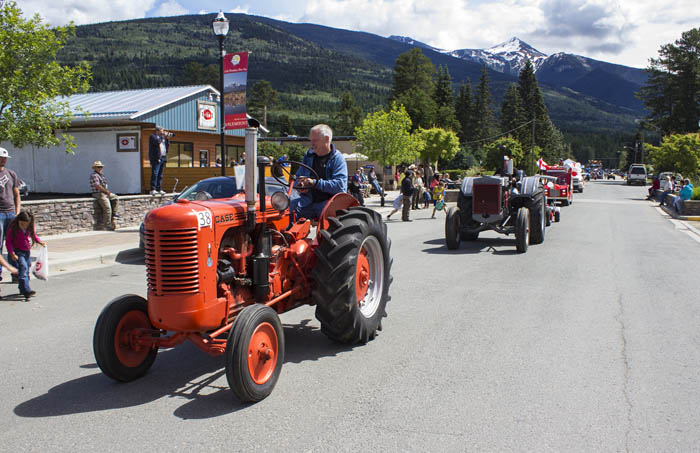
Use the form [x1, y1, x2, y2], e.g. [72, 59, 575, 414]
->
[537, 158, 549, 170]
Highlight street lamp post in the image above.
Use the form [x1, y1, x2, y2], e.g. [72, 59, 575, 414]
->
[212, 11, 229, 177]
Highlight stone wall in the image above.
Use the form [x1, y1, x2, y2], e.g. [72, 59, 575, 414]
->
[660, 193, 700, 216]
[23, 194, 176, 236]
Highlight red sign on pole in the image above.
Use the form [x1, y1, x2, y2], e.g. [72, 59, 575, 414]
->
[223, 51, 249, 130]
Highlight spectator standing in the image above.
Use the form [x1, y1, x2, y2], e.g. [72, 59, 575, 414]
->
[90, 161, 119, 230]
[215, 158, 222, 167]
[239, 152, 246, 165]
[148, 126, 169, 195]
[6, 211, 45, 300]
[400, 170, 414, 221]
[0, 147, 20, 280]
[412, 169, 424, 210]
[673, 179, 694, 213]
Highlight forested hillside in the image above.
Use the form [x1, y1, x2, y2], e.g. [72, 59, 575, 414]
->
[58, 13, 646, 161]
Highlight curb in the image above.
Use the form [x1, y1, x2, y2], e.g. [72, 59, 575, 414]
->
[52, 248, 143, 274]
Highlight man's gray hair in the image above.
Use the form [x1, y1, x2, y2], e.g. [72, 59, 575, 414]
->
[311, 124, 333, 143]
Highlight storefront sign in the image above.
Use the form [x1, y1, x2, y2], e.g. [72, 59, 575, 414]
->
[223, 51, 249, 130]
[116, 133, 138, 152]
[197, 101, 217, 130]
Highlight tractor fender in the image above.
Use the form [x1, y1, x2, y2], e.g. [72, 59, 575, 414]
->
[317, 192, 361, 233]
[460, 177, 476, 197]
[519, 176, 543, 197]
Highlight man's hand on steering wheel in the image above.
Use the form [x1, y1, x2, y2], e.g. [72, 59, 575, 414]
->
[271, 160, 320, 193]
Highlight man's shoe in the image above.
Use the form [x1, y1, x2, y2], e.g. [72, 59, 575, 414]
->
[112, 213, 120, 218]
[150, 190, 157, 195]
[159, 190, 166, 195]
[105, 224, 116, 231]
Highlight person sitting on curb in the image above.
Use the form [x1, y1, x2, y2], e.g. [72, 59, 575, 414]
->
[658, 175, 675, 206]
[673, 179, 694, 213]
[647, 175, 660, 200]
[89, 161, 119, 230]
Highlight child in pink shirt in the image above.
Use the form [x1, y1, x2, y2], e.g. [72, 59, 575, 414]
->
[6, 211, 45, 300]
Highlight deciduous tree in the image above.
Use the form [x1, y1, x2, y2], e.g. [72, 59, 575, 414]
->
[0, 1, 91, 153]
[355, 103, 422, 166]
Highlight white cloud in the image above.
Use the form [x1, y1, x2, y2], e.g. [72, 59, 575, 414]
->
[153, 0, 188, 17]
[299, 0, 700, 68]
[20, 0, 158, 26]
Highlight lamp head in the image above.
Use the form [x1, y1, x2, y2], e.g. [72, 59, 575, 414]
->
[212, 10, 229, 37]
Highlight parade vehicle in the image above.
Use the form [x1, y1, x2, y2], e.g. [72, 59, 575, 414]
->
[93, 125, 393, 403]
[544, 166, 574, 206]
[444, 159, 550, 253]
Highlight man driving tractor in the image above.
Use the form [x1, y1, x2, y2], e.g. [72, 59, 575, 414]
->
[290, 124, 348, 220]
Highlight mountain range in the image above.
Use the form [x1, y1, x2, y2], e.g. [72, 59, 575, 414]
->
[389, 36, 647, 111]
[57, 13, 649, 157]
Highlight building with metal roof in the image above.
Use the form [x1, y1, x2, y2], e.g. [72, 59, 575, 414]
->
[1, 86, 247, 194]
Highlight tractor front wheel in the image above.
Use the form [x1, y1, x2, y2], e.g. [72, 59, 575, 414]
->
[314, 207, 392, 344]
[93, 294, 158, 382]
[514, 207, 530, 253]
[445, 206, 462, 249]
[225, 304, 284, 403]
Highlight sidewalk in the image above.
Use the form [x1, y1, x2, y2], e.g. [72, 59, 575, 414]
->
[7, 192, 402, 277]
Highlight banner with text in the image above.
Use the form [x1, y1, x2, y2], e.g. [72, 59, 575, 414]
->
[223, 51, 249, 130]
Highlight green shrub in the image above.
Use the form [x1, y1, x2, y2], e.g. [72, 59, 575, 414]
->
[692, 187, 700, 201]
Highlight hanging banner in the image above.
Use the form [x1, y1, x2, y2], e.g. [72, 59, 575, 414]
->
[223, 51, 249, 130]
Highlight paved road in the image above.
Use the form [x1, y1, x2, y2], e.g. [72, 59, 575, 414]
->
[1, 180, 699, 451]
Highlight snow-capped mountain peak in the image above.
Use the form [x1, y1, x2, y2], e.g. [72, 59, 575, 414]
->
[388, 35, 549, 76]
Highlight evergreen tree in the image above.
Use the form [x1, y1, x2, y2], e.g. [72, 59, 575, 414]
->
[472, 65, 496, 161]
[638, 28, 700, 135]
[248, 80, 279, 128]
[433, 66, 459, 132]
[500, 84, 526, 142]
[334, 91, 363, 135]
[517, 60, 562, 168]
[455, 79, 473, 144]
[391, 48, 437, 130]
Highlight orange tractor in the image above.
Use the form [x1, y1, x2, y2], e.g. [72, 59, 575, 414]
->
[93, 127, 392, 402]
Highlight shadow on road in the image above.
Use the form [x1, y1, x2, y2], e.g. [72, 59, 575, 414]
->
[115, 248, 144, 265]
[421, 237, 519, 255]
[14, 319, 355, 419]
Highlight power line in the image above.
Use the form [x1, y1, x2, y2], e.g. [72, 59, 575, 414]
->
[463, 119, 535, 145]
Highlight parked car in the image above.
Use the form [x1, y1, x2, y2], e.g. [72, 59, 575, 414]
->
[18, 180, 29, 197]
[627, 165, 647, 186]
[139, 175, 286, 249]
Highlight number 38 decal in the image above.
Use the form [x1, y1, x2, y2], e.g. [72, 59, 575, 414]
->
[197, 210, 212, 228]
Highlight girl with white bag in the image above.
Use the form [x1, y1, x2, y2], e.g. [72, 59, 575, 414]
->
[5, 211, 46, 300]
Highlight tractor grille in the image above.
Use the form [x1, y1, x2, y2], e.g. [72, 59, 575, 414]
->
[473, 184, 502, 215]
[144, 228, 199, 295]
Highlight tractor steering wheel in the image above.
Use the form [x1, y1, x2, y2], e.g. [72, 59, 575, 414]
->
[271, 160, 320, 191]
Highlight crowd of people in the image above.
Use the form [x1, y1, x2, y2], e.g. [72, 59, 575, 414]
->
[648, 173, 695, 213]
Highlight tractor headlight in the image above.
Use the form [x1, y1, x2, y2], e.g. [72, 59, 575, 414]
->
[271, 191, 290, 211]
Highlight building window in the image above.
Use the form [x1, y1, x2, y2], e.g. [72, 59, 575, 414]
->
[166, 142, 194, 167]
[216, 145, 245, 167]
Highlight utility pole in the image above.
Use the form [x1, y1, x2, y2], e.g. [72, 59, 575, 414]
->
[531, 114, 535, 175]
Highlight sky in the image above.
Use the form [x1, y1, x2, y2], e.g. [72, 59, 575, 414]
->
[18, 0, 700, 69]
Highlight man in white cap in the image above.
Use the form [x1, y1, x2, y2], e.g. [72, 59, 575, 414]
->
[89, 161, 119, 230]
[0, 147, 21, 279]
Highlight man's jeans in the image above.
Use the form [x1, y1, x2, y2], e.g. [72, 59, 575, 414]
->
[0, 211, 16, 276]
[150, 157, 167, 191]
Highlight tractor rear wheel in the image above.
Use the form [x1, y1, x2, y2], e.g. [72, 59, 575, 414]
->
[225, 304, 284, 403]
[514, 207, 530, 253]
[313, 207, 392, 344]
[529, 196, 546, 245]
[445, 206, 461, 249]
[93, 294, 158, 382]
